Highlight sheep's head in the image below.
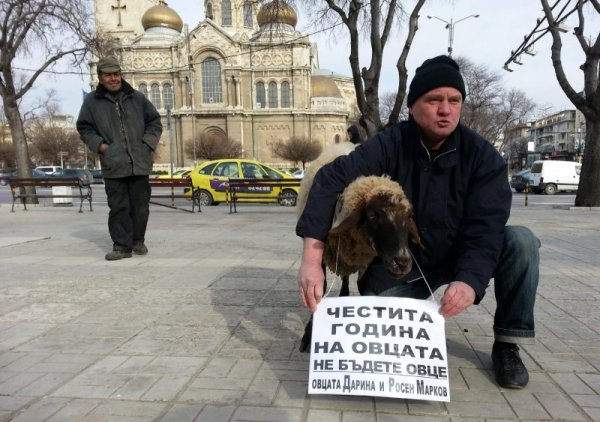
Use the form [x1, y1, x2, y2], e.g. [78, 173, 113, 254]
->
[329, 179, 421, 278]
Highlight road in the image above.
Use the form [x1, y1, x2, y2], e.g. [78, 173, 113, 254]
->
[0, 184, 577, 210]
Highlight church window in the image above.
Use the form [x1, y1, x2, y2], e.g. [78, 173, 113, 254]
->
[151, 83, 161, 109]
[222, 0, 232, 26]
[243, 2, 253, 27]
[138, 83, 148, 98]
[163, 83, 174, 110]
[268, 82, 278, 108]
[256, 82, 265, 108]
[202, 58, 223, 104]
[334, 134, 341, 144]
[281, 81, 291, 108]
[206, 3, 213, 20]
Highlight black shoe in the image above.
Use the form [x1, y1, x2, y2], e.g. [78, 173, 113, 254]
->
[105, 245, 132, 261]
[492, 341, 529, 389]
[133, 242, 148, 255]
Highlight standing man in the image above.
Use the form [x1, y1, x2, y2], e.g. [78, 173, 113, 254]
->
[77, 57, 163, 261]
[297, 55, 540, 389]
[346, 124, 363, 145]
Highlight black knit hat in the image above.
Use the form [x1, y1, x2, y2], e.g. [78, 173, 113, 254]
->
[407, 55, 466, 106]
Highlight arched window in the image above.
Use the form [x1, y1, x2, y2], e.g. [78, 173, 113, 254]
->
[334, 134, 341, 144]
[151, 83, 161, 109]
[281, 81, 291, 108]
[163, 83, 174, 110]
[206, 2, 213, 20]
[268, 82, 278, 108]
[201, 58, 222, 104]
[256, 82, 265, 108]
[243, 1, 253, 27]
[138, 83, 148, 98]
[222, 0, 232, 26]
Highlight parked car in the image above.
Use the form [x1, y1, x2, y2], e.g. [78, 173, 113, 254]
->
[0, 169, 10, 186]
[510, 169, 531, 193]
[90, 169, 104, 184]
[50, 168, 93, 185]
[528, 160, 580, 195]
[35, 165, 62, 175]
[157, 169, 192, 179]
[1, 169, 47, 185]
[291, 169, 305, 179]
[184, 159, 300, 206]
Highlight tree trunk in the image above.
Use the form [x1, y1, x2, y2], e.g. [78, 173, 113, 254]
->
[2, 93, 38, 203]
[575, 118, 600, 207]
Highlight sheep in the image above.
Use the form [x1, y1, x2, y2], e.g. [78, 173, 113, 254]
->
[297, 143, 421, 352]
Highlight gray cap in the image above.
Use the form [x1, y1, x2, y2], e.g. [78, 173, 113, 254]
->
[97, 57, 121, 75]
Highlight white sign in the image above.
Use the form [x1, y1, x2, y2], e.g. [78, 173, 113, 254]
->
[308, 296, 450, 402]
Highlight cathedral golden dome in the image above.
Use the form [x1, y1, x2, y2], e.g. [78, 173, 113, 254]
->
[257, 1, 298, 28]
[141, 1, 183, 32]
[311, 76, 343, 98]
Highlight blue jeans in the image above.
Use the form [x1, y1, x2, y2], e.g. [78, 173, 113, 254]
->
[360, 226, 541, 345]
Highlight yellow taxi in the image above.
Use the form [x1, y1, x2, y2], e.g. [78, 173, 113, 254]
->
[184, 159, 300, 206]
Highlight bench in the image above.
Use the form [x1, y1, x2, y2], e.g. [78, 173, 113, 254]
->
[227, 178, 301, 213]
[9, 177, 93, 213]
[148, 177, 201, 213]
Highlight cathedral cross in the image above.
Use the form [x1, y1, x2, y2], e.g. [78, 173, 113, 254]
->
[111, 0, 127, 27]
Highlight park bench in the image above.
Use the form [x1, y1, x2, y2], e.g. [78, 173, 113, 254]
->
[227, 178, 301, 213]
[149, 177, 201, 213]
[9, 177, 93, 213]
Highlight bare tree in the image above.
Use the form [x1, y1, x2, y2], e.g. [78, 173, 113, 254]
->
[300, 0, 426, 137]
[0, 0, 95, 180]
[457, 57, 536, 151]
[272, 136, 322, 169]
[27, 122, 82, 166]
[540, 0, 600, 207]
[185, 133, 243, 161]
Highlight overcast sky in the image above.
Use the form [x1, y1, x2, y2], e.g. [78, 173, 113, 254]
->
[20, 0, 596, 119]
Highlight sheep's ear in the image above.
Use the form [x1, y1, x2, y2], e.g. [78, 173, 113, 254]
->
[408, 218, 424, 248]
[329, 209, 363, 236]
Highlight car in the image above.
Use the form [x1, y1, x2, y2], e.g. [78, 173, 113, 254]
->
[0, 169, 10, 186]
[291, 169, 305, 179]
[90, 169, 104, 184]
[1, 169, 48, 186]
[157, 169, 192, 179]
[50, 168, 93, 185]
[35, 165, 62, 175]
[528, 160, 580, 195]
[184, 158, 300, 206]
[510, 169, 531, 193]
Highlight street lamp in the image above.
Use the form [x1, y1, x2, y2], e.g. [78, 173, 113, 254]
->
[427, 14, 480, 57]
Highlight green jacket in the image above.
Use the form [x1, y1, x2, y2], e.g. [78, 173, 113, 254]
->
[77, 80, 163, 178]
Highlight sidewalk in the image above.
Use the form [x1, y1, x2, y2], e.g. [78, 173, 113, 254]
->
[0, 203, 598, 421]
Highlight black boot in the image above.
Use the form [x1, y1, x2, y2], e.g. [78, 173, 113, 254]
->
[105, 245, 132, 261]
[491, 341, 529, 389]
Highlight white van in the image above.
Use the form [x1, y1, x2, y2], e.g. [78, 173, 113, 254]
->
[528, 160, 581, 195]
[35, 165, 62, 175]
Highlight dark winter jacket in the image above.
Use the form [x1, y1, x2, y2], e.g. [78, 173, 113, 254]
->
[296, 117, 512, 302]
[347, 125, 363, 145]
[76, 80, 162, 178]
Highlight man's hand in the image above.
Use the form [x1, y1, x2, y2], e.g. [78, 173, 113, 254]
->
[297, 237, 326, 312]
[439, 281, 476, 318]
[99, 142, 109, 154]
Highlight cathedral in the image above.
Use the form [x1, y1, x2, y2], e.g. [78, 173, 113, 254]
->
[92, 0, 358, 168]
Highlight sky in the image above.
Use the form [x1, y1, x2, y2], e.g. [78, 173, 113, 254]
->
[20, 0, 596, 119]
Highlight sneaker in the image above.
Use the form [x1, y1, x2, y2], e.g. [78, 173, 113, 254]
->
[105, 246, 132, 261]
[133, 242, 148, 255]
[491, 341, 529, 389]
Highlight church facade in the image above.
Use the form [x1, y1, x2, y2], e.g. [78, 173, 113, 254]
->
[92, 0, 357, 168]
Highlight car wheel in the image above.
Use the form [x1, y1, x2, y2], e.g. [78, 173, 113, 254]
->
[544, 183, 557, 195]
[279, 189, 297, 206]
[195, 190, 213, 206]
[0, 179, 6, 186]
[515, 187, 524, 193]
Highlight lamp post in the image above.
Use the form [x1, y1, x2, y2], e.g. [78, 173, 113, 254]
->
[427, 14, 480, 56]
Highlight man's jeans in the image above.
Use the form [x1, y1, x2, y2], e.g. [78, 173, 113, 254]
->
[360, 226, 541, 345]
[104, 175, 151, 250]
